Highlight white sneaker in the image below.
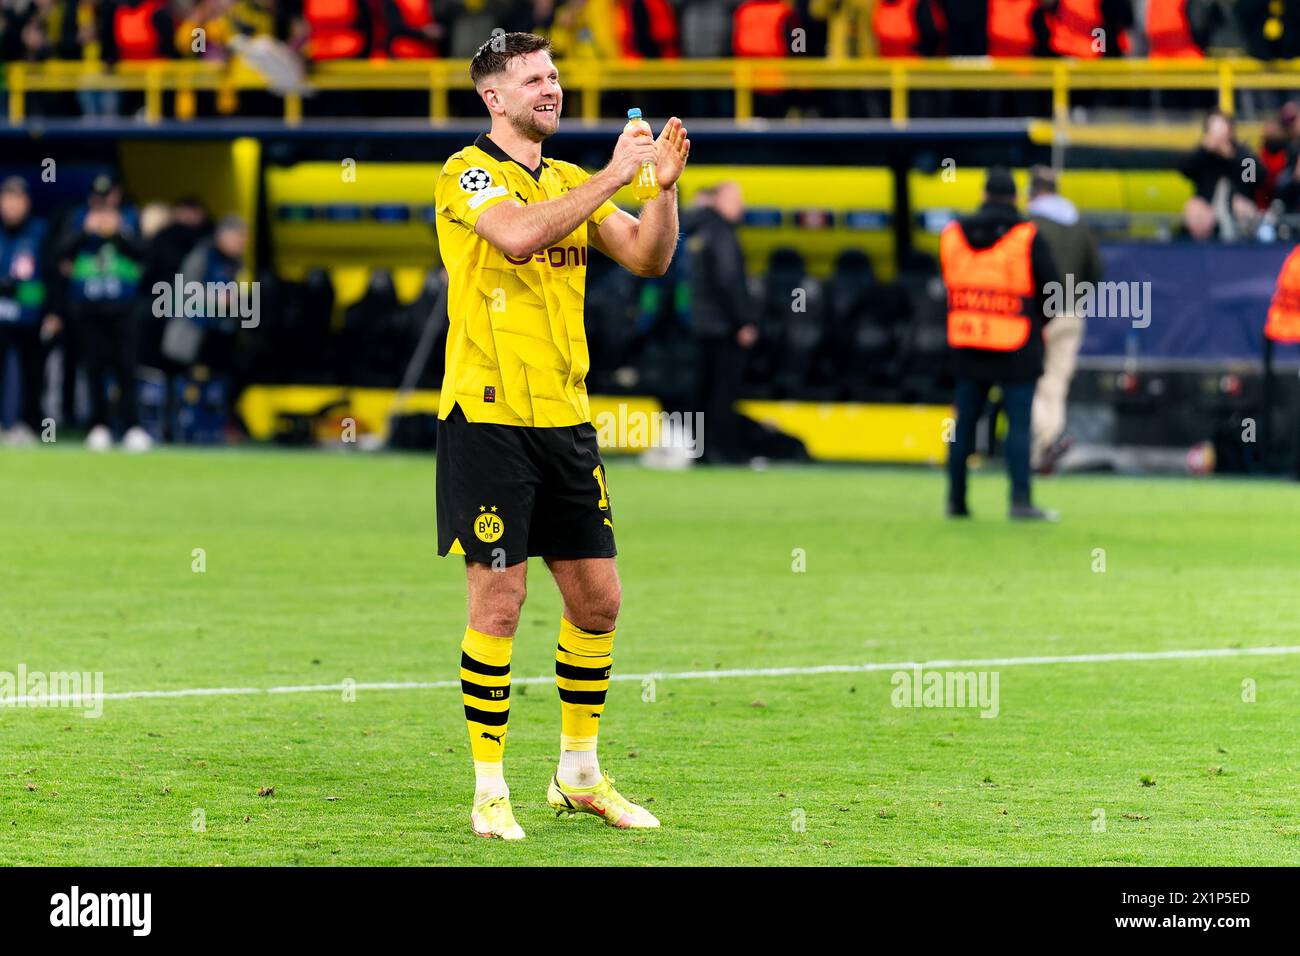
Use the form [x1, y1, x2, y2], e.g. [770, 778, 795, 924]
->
[85, 424, 113, 452]
[122, 426, 154, 453]
[2, 423, 37, 447]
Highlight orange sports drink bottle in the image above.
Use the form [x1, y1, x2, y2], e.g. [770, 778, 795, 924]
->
[625, 108, 659, 202]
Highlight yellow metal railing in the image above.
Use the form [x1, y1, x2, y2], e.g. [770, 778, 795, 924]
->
[10, 57, 1300, 126]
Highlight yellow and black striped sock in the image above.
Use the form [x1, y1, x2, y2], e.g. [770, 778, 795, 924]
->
[461, 627, 512, 798]
[555, 617, 614, 756]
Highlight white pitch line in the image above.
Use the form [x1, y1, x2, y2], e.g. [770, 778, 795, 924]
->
[2, 644, 1297, 709]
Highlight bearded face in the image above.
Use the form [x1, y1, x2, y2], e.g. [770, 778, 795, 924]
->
[487, 50, 562, 143]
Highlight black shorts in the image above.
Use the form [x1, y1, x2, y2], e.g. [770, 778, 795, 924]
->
[436, 403, 616, 566]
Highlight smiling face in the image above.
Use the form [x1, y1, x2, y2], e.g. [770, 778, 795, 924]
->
[480, 50, 562, 143]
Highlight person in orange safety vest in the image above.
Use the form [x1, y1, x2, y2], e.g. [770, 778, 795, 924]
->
[1046, 0, 1132, 58]
[987, 0, 1049, 56]
[873, 0, 947, 57]
[1146, 0, 1202, 58]
[942, 166, 1063, 520]
[1264, 245, 1300, 477]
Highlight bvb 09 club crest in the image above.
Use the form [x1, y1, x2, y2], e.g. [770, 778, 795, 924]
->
[474, 506, 504, 543]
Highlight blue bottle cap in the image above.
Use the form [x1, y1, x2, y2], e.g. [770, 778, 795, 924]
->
[627, 108, 642, 119]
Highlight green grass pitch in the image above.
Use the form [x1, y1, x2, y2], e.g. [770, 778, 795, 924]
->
[1, 447, 1297, 865]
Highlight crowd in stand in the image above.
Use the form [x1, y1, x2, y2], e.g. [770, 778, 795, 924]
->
[1180, 100, 1300, 238]
[2, 2, 1296, 120]
[0, 1, 1293, 70]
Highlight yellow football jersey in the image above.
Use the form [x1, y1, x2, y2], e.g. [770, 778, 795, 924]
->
[434, 133, 620, 427]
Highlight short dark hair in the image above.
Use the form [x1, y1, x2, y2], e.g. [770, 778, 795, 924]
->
[984, 166, 1017, 201]
[470, 32, 553, 89]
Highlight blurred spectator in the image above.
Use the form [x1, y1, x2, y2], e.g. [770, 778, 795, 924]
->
[1179, 110, 1261, 240]
[1026, 165, 1101, 473]
[174, 0, 276, 60]
[791, 0, 829, 55]
[0, 176, 60, 445]
[56, 174, 150, 450]
[1255, 105, 1295, 208]
[1271, 103, 1300, 212]
[733, 0, 799, 116]
[732, 0, 796, 57]
[544, 0, 620, 58]
[135, 200, 173, 369]
[618, 0, 680, 58]
[299, 0, 371, 59]
[1195, 0, 1245, 52]
[444, 0, 532, 57]
[382, 0, 445, 57]
[1237, 0, 1300, 60]
[940, 0, 989, 54]
[987, 0, 1050, 56]
[679, 0, 734, 56]
[684, 181, 758, 463]
[0, 0, 85, 115]
[872, 0, 946, 57]
[679, 0, 736, 117]
[1, 0, 55, 62]
[1044, 0, 1132, 58]
[100, 0, 176, 62]
[149, 197, 211, 286]
[338, 267, 402, 385]
[165, 212, 247, 375]
[1141, 0, 1204, 57]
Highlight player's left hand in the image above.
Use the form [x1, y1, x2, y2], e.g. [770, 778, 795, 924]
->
[655, 117, 690, 190]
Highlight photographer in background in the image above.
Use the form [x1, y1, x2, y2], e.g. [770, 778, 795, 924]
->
[56, 174, 150, 452]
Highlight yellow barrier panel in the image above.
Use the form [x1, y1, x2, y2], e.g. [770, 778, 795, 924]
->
[737, 400, 950, 464]
[237, 385, 665, 448]
[236, 386, 948, 462]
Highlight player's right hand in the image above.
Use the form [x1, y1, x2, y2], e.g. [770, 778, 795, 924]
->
[606, 125, 657, 186]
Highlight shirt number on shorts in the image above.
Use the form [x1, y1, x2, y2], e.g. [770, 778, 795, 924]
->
[592, 465, 610, 511]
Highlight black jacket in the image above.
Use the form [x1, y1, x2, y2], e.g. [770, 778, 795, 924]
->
[1179, 142, 1259, 202]
[685, 208, 754, 340]
[944, 200, 1060, 384]
[939, 0, 987, 55]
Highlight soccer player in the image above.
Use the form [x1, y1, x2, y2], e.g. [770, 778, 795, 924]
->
[433, 32, 690, 839]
